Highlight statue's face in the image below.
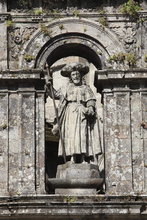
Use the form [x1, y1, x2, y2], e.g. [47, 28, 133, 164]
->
[70, 71, 81, 85]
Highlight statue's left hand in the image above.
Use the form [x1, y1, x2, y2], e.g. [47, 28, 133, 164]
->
[87, 106, 95, 116]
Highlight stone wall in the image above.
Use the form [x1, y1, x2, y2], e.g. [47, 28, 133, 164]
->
[0, 0, 146, 193]
[0, 0, 147, 218]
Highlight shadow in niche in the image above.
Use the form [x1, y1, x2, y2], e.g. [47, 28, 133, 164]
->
[45, 140, 64, 194]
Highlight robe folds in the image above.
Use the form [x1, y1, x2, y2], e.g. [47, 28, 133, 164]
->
[54, 83, 102, 157]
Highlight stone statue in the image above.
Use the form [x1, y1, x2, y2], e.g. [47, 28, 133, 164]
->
[46, 62, 101, 164]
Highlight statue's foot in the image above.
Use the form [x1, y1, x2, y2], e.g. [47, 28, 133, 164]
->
[90, 160, 97, 165]
[70, 156, 74, 163]
[82, 160, 88, 164]
[81, 154, 88, 164]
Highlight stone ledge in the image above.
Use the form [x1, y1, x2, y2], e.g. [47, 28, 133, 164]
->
[0, 195, 147, 217]
[7, 11, 147, 26]
[95, 69, 147, 80]
[0, 69, 46, 80]
[95, 69, 147, 92]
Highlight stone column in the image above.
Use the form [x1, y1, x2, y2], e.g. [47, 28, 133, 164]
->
[95, 69, 147, 195]
[0, 70, 46, 196]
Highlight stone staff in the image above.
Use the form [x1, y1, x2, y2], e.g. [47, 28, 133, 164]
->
[45, 64, 66, 163]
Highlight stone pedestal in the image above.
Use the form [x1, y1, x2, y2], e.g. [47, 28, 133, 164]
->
[48, 162, 103, 195]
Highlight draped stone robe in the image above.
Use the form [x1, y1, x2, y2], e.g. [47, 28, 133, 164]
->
[53, 82, 102, 159]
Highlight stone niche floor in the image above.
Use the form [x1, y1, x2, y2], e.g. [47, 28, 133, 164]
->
[0, 195, 147, 219]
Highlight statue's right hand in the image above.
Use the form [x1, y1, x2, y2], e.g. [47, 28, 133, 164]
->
[46, 77, 53, 86]
[52, 124, 59, 135]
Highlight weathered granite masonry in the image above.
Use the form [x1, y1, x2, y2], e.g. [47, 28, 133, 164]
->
[0, 0, 146, 219]
[95, 69, 147, 195]
[0, 70, 45, 196]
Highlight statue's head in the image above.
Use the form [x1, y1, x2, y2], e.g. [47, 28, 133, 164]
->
[61, 63, 89, 85]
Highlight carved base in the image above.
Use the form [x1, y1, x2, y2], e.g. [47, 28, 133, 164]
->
[48, 162, 104, 195]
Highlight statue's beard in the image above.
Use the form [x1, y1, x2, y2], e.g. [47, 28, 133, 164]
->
[72, 78, 81, 85]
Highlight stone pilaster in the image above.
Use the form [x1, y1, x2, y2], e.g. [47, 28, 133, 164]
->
[0, 70, 46, 196]
[103, 88, 133, 194]
[95, 69, 147, 195]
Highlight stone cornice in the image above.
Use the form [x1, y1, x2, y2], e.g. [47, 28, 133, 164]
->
[95, 69, 147, 92]
[0, 69, 46, 80]
[0, 195, 147, 217]
[9, 11, 147, 23]
[96, 69, 147, 80]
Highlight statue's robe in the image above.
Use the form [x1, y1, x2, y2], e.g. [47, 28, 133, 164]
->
[54, 83, 102, 158]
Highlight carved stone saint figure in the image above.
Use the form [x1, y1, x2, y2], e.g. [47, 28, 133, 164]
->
[47, 63, 101, 164]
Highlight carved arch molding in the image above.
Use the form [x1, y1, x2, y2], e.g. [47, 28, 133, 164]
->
[19, 18, 124, 69]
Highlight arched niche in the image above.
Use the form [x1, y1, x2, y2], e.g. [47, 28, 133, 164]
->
[19, 17, 125, 70]
[19, 18, 122, 187]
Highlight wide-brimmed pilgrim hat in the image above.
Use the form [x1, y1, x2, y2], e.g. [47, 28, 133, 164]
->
[61, 62, 89, 77]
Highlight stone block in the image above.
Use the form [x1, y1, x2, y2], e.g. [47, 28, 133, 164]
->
[56, 162, 100, 179]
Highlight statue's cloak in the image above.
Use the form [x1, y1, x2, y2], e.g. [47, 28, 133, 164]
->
[54, 83, 102, 158]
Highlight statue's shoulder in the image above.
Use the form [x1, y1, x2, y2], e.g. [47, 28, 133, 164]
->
[82, 84, 96, 99]
[59, 83, 72, 97]
[84, 84, 90, 88]
[82, 84, 93, 92]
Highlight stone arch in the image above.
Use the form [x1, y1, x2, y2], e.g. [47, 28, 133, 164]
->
[35, 33, 104, 69]
[20, 17, 125, 69]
